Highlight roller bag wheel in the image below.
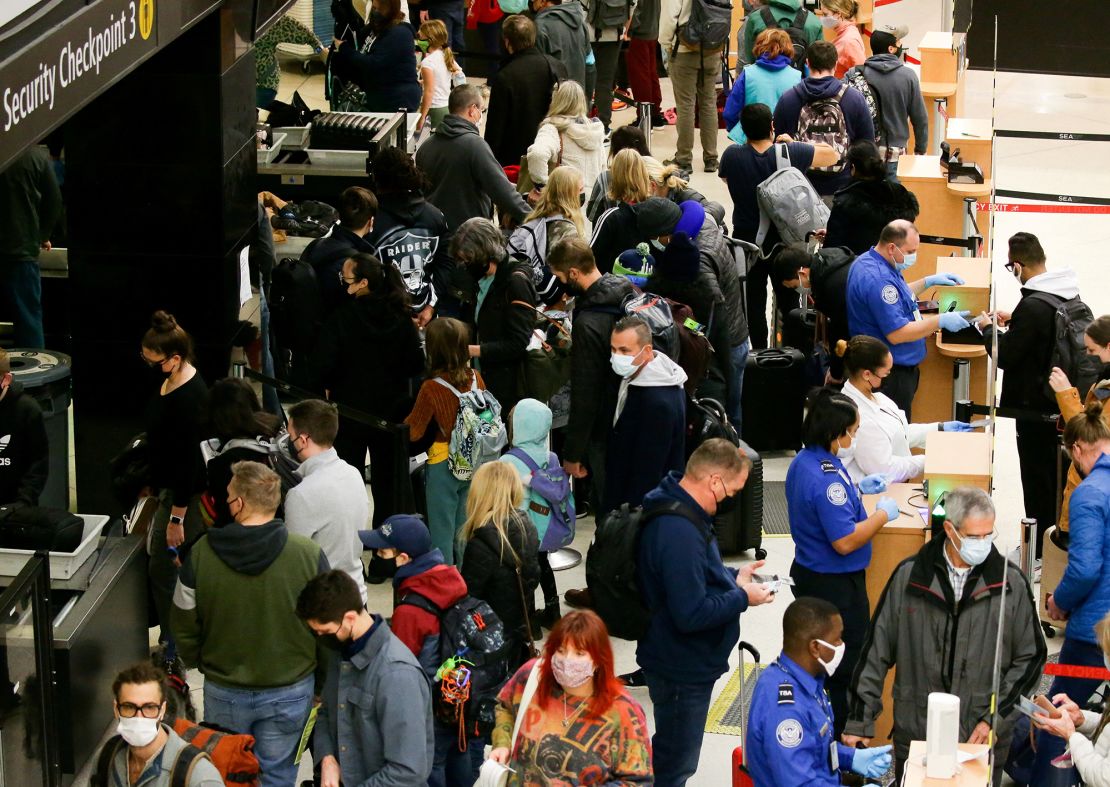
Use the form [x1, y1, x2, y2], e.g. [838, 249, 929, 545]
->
[715, 438, 764, 558]
[732, 640, 761, 787]
[741, 348, 805, 451]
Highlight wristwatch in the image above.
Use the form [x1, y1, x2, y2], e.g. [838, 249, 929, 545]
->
[169, 515, 184, 525]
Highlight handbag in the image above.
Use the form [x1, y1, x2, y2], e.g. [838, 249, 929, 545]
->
[475, 660, 543, 787]
[512, 301, 572, 402]
[0, 505, 85, 552]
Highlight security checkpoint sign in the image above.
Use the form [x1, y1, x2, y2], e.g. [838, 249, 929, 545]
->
[0, 0, 158, 172]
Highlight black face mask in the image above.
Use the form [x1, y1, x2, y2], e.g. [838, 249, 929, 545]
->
[465, 260, 492, 279]
[716, 492, 740, 517]
[578, 193, 586, 207]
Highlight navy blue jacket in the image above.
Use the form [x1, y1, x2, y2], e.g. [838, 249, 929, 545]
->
[302, 225, 375, 315]
[1053, 453, 1110, 644]
[332, 23, 422, 112]
[637, 472, 748, 684]
[604, 380, 686, 512]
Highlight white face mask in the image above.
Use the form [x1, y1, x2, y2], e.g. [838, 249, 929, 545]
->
[816, 639, 846, 676]
[820, 14, 840, 27]
[610, 347, 645, 379]
[117, 716, 160, 747]
[836, 435, 854, 462]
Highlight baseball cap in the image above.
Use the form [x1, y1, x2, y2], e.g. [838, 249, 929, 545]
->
[879, 23, 909, 41]
[358, 514, 432, 557]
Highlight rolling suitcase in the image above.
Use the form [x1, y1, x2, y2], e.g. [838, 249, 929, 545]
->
[741, 348, 806, 451]
[731, 640, 761, 787]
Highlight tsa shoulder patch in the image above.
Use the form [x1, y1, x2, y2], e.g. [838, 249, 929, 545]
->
[819, 460, 837, 474]
[881, 284, 899, 305]
[826, 482, 848, 506]
[777, 683, 795, 705]
[776, 718, 804, 749]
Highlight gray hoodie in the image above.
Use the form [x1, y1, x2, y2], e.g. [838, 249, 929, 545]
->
[859, 53, 929, 153]
[414, 114, 530, 230]
[536, 1, 592, 86]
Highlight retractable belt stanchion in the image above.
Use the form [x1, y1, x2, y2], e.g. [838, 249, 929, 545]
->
[932, 98, 947, 155]
[962, 197, 982, 257]
[952, 359, 971, 419]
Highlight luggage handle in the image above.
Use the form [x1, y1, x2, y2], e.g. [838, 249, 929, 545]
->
[737, 640, 760, 770]
[754, 350, 794, 369]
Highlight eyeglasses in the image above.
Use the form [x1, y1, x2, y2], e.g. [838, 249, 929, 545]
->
[960, 529, 996, 544]
[337, 271, 358, 285]
[1004, 260, 1019, 272]
[140, 352, 169, 368]
[117, 701, 163, 718]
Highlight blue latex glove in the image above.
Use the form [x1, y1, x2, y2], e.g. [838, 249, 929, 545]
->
[851, 745, 893, 778]
[938, 310, 972, 332]
[942, 420, 973, 432]
[876, 497, 900, 521]
[859, 473, 888, 494]
[925, 273, 965, 287]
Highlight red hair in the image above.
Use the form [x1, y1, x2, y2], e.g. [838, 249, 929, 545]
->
[538, 610, 624, 717]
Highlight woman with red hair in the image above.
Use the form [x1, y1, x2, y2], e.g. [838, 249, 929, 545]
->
[487, 610, 652, 784]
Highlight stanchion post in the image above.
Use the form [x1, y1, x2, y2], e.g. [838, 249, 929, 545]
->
[952, 359, 970, 418]
[1021, 517, 1038, 578]
[637, 101, 653, 151]
[932, 98, 946, 156]
[962, 197, 980, 256]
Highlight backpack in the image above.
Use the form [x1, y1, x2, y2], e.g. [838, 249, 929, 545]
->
[760, 6, 810, 70]
[755, 143, 830, 247]
[588, 0, 631, 34]
[199, 435, 303, 495]
[110, 433, 151, 507]
[434, 378, 508, 481]
[685, 396, 738, 459]
[269, 200, 339, 238]
[507, 216, 574, 305]
[269, 256, 323, 359]
[796, 83, 850, 173]
[844, 64, 883, 144]
[398, 591, 513, 741]
[1027, 292, 1101, 402]
[586, 501, 708, 640]
[679, 0, 732, 51]
[93, 721, 261, 787]
[506, 449, 575, 550]
[92, 737, 213, 787]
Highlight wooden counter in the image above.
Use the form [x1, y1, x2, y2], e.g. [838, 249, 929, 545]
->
[923, 431, 993, 509]
[903, 741, 990, 786]
[945, 118, 994, 179]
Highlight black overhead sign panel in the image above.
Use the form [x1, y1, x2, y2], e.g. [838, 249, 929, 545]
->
[0, 0, 158, 171]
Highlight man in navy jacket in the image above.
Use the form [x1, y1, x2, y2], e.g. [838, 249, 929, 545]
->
[637, 439, 776, 786]
[772, 40, 875, 196]
[604, 316, 687, 512]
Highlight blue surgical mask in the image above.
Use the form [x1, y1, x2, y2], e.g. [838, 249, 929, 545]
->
[896, 250, 917, 272]
[953, 530, 993, 566]
[610, 352, 640, 378]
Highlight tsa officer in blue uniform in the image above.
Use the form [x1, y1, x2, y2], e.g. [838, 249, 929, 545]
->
[846, 219, 971, 419]
[748, 597, 892, 786]
[785, 389, 900, 733]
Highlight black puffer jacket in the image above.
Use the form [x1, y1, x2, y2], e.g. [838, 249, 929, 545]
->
[697, 216, 748, 348]
[824, 178, 920, 254]
[460, 511, 540, 646]
[565, 274, 636, 462]
[464, 258, 538, 414]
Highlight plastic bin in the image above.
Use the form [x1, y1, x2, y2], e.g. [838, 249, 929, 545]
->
[7, 349, 72, 509]
[0, 513, 107, 583]
[257, 132, 287, 165]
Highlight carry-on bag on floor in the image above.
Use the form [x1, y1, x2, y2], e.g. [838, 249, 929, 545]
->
[740, 348, 805, 451]
[731, 640, 761, 787]
[716, 437, 765, 558]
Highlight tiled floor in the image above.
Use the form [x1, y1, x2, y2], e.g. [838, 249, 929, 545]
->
[70, 54, 1110, 785]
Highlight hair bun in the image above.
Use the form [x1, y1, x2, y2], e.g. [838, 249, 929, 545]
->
[835, 339, 848, 358]
[1086, 401, 1105, 421]
[150, 310, 178, 333]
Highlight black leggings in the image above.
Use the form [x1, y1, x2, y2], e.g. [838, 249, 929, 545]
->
[538, 551, 558, 607]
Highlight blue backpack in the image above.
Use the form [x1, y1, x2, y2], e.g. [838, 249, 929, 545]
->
[507, 449, 575, 551]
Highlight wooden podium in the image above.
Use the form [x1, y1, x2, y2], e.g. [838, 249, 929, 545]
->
[861, 483, 932, 746]
[923, 431, 993, 509]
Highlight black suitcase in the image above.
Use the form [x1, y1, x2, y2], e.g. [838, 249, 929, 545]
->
[741, 348, 806, 451]
[685, 397, 766, 558]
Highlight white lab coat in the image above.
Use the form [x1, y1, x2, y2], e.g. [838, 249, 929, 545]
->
[840, 379, 935, 483]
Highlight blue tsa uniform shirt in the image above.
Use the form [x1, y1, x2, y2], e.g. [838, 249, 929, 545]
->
[786, 446, 870, 573]
[846, 248, 925, 366]
[748, 654, 857, 786]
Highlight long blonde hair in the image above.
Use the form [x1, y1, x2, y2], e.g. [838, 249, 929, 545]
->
[525, 166, 587, 238]
[461, 463, 525, 563]
[608, 148, 652, 204]
[544, 81, 589, 128]
[418, 19, 460, 72]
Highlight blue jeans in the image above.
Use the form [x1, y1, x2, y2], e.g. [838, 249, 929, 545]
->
[727, 340, 750, 429]
[1031, 637, 1104, 782]
[203, 674, 314, 787]
[0, 258, 44, 348]
[643, 670, 715, 787]
[428, 3, 465, 58]
[426, 460, 469, 566]
[429, 722, 483, 787]
[886, 160, 900, 182]
[256, 87, 278, 109]
[257, 287, 283, 419]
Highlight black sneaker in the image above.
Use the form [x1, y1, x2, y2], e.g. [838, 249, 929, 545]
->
[619, 669, 647, 687]
[651, 113, 667, 128]
[704, 158, 719, 173]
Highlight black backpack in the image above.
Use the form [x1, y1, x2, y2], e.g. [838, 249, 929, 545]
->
[1027, 292, 1101, 402]
[586, 501, 708, 641]
[109, 432, 151, 507]
[760, 6, 810, 70]
[844, 64, 884, 144]
[269, 200, 339, 238]
[679, 0, 732, 51]
[398, 592, 513, 741]
[269, 256, 323, 379]
[588, 0, 631, 34]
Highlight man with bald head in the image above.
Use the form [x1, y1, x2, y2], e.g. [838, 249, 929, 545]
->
[845, 219, 969, 418]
